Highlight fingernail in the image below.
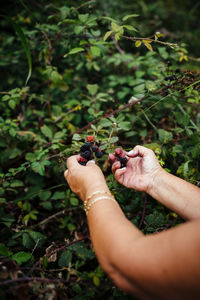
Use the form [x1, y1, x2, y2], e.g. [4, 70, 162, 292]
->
[90, 160, 95, 163]
[127, 150, 134, 156]
[120, 167, 126, 170]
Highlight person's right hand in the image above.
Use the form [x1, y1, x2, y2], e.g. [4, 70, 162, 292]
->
[109, 145, 164, 193]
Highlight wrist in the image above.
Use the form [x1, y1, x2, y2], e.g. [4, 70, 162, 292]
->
[146, 167, 167, 196]
[84, 182, 110, 202]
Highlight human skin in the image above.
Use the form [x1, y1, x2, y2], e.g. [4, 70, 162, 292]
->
[64, 146, 200, 299]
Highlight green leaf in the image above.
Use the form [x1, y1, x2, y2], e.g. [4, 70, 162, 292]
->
[111, 22, 121, 32]
[70, 197, 79, 206]
[58, 250, 72, 267]
[118, 121, 131, 131]
[1, 16, 32, 85]
[123, 25, 138, 32]
[8, 99, 16, 109]
[12, 251, 32, 265]
[10, 180, 24, 187]
[99, 118, 112, 128]
[122, 14, 139, 21]
[78, 14, 89, 23]
[25, 152, 36, 162]
[103, 30, 112, 41]
[39, 190, 51, 201]
[65, 47, 84, 57]
[51, 191, 65, 200]
[90, 46, 101, 57]
[0, 243, 13, 256]
[86, 84, 98, 96]
[72, 133, 82, 141]
[109, 136, 119, 143]
[31, 162, 45, 176]
[93, 275, 100, 287]
[158, 129, 173, 144]
[22, 233, 34, 249]
[41, 125, 53, 139]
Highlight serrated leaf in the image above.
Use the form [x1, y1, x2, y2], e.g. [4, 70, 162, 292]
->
[58, 250, 72, 267]
[12, 251, 32, 265]
[64, 47, 84, 57]
[8, 99, 16, 109]
[122, 14, 139, 21]
[86, 84, 98, 96]
[109, 136, 119, 143]
[135, 40, 142, 47]
[41, 125, 53, 139]
[158, 129, 173, 144]
[90, 46, 101, 57]
[72, 133, 82, 141]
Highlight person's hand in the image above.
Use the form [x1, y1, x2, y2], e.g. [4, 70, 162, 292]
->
[109, 145, 163, 193]
[64, 155, 109, 201]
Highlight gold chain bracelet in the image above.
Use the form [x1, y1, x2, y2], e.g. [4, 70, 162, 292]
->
[85, 196, 117, 216]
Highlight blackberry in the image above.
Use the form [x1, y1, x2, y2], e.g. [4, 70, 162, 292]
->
[92, 145, 99, 152]
[175, 68, 181, 73]
[80, 142, 91, 152]
[81, 150, 91, 160]
[167, 61, 172, 67]
[120, 157, 127, 168]
[79, 161, 87, 166]
[95, 150, 103, 158]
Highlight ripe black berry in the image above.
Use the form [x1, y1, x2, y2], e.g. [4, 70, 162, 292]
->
[120, 157, 127, 168]
[167, 61, 172, 67]
[79, 161, 87, 166]
[95, 150, 103, 158]
[81, 150, 91, 159]
[80, 142, 91, 152]
[92, 145, 99, 152]
[175, 68, 181, 73]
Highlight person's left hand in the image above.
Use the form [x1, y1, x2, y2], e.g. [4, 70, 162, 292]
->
[64, 155, 109, 201]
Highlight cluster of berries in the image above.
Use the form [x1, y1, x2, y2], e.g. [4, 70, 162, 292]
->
[78, 136, 103, 166]
[115, 148, 128, 168]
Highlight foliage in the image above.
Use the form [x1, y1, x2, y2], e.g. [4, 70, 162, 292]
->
[0, 0, 200, 299]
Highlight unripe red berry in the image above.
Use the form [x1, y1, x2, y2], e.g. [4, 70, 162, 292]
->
[115, 148, 123, 158]
[87, 136, 94, 142]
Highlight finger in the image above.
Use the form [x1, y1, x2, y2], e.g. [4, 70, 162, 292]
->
[66, 154, 81, 170]
[64, 169, 68, 179]
[114, 167, 127, 181]
[108, 153, 116, 164]
[115, 148, 127, 158]
[112, 160, 121, 174]
[127, 145, 152, 158]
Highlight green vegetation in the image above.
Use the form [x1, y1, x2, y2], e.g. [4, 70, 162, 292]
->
[0, 0, 199, 298]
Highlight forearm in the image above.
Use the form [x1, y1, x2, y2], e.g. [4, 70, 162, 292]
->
[148, 169, 200, 220]
[85, 185, 143, 292]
